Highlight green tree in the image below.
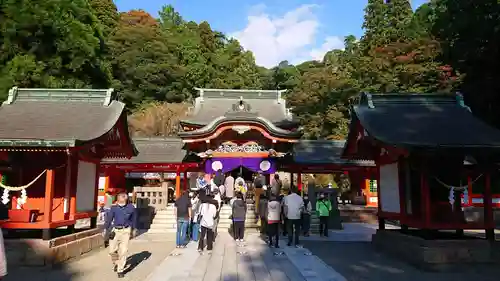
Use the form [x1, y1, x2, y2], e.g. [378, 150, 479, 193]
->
[361, 0, 388, 50]
[432, 0, 500, 126]
[385, 0, 413, 42]
[109, 10, 184, 107]
[88, 0, 119, 37]
[0, 0, 111, 100]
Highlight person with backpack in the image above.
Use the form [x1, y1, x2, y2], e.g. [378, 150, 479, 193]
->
[270, 174, 282, 198]
[267, 195, 281, 248]
[198, 193, 218, 254]
[258, 193, 269, 235]
[301, 195, 312, 236]
[235, 174, 247, 200]
[316, 193, 332, 237]
[253, 172, 266, 213]
[231, 192, 247, 242]
[283, 188, 304, 247]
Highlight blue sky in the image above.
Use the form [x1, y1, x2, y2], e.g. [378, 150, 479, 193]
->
[114, 0, 429, 67]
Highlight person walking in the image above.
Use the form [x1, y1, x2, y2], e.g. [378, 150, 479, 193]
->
[104, 192, 137, 278]
[283, 188, 304, 247]
[213, 189, 223, 240]
[174, 190, 192, 248]
[231, 192, 247, 242]
[301, 195, 312, 236]
[190, 192, 201, 241]
[270, 174, 282, 198]
[258, 193, 268, 235]
[198, 194, 218, 254]
[235, 174, 247, 200]
[267, 195, 281, 248]
[224, 173, 235, 204]
[316, 193, 332, 237]
[253, 172, 266, 213]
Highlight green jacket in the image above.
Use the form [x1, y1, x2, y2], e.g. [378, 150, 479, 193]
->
[316, 199, 332, 217]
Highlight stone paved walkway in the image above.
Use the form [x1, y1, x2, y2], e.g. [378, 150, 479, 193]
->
[146, 232, 346, 281]
[5, 223, 500, 281]
[4, 234, 176, 281]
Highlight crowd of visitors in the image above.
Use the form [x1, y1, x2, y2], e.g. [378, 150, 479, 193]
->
[100, 171, 334, 277]
[172, 171, 333, 252]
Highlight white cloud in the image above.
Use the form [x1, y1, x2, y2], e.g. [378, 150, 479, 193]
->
[232, 4, 342, 68]
[309, 36, 345, 61]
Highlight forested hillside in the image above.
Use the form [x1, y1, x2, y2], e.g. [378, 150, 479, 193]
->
[1, 0, 499, 139]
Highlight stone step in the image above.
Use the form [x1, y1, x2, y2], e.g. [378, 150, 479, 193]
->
[148, 222, 259, 230]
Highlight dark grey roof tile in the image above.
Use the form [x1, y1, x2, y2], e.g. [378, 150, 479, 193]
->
[103, 138, 186, 163]
[354, 93, 500, 148]
[294, 140, 374, 166]
[0, 87, 125, 145]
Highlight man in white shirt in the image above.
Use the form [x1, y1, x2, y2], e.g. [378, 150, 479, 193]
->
[283, 188, 304, 247]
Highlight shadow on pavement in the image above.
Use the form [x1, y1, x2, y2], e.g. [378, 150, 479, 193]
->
[124, 250, 151, 274]
[303, 240, 500, 281]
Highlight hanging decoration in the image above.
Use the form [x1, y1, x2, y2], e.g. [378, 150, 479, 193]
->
[0, 169, 47, 191]
[215, 141, 265, 153]
[259, 160, 271, 172]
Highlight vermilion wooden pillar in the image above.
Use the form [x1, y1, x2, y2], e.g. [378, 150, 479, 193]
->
[376, 166, 384, 230]
[297, 173, 303, 196]
[64, 152, 73, 219]
[421, 172, 431, 228]
[43, 169, 55, 240]
[484, 173, 495, 241]
[175, 169, 181, 198]
[398, 160, 407, 227]
[69, 159, 79, 220]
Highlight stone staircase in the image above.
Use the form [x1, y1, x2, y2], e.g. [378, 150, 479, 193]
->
[147, 204, 259, 234]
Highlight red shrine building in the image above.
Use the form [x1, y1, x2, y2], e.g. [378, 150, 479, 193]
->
[0, 88, 136, 239]
[343, 93, 500, 241]
[103, 88, 377, 204]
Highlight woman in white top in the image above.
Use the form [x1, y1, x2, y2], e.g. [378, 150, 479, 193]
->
[190, 193, 201, 241]
[197, 197, 218, 253]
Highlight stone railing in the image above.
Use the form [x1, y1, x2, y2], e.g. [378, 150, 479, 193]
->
[134, 185, 169, 210]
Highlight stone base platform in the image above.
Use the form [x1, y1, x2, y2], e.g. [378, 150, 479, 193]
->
[372, 229, 500, 271]
[339, 205, 377, 223]
[5, 228, 104, 267]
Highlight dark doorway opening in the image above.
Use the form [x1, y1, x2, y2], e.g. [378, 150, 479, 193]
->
[229, 165, 254, 182]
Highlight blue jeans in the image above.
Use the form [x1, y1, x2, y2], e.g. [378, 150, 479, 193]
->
[176, 218, 189, 246]
[191, 222, 200, 241]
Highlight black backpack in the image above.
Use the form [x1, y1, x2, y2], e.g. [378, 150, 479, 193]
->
[214, 171, 225, 186]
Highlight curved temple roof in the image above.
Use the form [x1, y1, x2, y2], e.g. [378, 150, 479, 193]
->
[353, 93, 500, 149]
[0, 87, 136, 154]
[102, 138, 187, 164]
[181, 88, 296, 126]
[178, 116, 302, 139]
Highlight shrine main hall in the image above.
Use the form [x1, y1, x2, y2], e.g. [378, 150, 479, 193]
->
[102, 88, 376, 202]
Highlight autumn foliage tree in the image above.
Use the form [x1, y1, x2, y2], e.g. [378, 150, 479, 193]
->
[128, 102, 190, 137]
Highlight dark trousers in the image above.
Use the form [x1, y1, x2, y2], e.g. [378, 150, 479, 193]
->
[198, 226, 214, 251]
[319, 216, 329, 237]
[287, 219, 301, 245]
[282, 217, 288, 236]
[260, 217, 268, 234]
[267, 223, 280, 247]
[301, 214, 311, 234]
[233, 220, 245, 240]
